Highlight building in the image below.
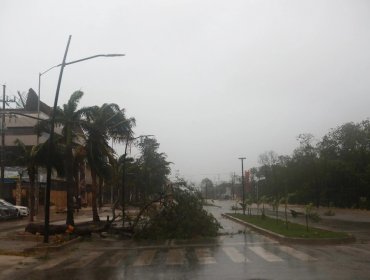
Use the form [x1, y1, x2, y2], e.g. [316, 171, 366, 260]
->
[0, 89, 92, 211]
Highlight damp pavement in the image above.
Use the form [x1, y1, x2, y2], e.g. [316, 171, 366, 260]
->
[0, 207, 109, 255]
[1, 201, 370, 280]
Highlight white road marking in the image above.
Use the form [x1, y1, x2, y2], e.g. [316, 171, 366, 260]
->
[92, 240, 277, 251]
[337, 245, 370, 256]
[249, 246, 283, 262]
[34, 257, 67, 270]
[133, 250, 156, 266]
[108, 270, 126, 280]
[223, 247, 250, 263]
[279, 246, 317, 261]
[101, 251, 128, 267]
[195, 248, 216, 264]
[0, 257, 37, 276]
[0, 255, 35, 266]
[65, 251, 103, 269]
[166, 248, 186, 265]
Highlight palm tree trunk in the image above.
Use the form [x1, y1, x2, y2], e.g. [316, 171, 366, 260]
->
[91, 170, 100, 222]
[98, 176, 103, 209]
[65, 142, 75, 226]
[79, 162, 86, 206]
[73, 159, 80, 200]
[28, 169, 36, 222]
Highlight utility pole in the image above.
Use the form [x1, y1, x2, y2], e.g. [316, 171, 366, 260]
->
[44, 35, 72, 243]
[238, 157, 246, 215]
[0, 85, 5, 198]
[0, 86, 15, 198]
[231, 172, 235, 200]
[121, 134, 129, 228]
[205, 181, 208, 201]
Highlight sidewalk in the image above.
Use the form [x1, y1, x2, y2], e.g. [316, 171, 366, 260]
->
[0, 206, 112, 256]
[254, 203, 370, 243]
[287, 204, 370, 223]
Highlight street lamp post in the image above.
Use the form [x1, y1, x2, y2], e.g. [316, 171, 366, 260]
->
[43, 35, 125, 243]
[37, 66, 60, 144]
[36, 64, 62, 216]
[255, 175, 265, 214]
[44, 35, 72, 243]
[238, 157, 246, 215]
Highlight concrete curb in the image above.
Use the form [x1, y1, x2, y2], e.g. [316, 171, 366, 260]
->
[222, 213, 356, 245]
[23, 236, 82, 254]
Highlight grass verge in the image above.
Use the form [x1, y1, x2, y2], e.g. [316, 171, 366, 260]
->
[228, 213, 348, 239]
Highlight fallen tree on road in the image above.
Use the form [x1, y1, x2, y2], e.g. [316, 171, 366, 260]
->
[25, 221, 111, 236]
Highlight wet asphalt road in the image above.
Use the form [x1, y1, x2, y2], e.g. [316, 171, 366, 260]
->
[2, 200, 370, 280]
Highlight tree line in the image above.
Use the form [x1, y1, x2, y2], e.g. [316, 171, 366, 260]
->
[252, 120, 370, 209]
[202, 120, 370, 210]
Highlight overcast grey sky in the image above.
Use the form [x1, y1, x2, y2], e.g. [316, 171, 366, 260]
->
[1, 0, 370, 184]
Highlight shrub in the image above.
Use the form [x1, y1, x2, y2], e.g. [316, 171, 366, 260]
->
[323, 209, 335, 216]
[308, 212, 321, 222]
[305, 203, 321, 231]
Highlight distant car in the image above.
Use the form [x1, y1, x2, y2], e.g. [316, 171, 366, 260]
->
[0, 199, 29, 217]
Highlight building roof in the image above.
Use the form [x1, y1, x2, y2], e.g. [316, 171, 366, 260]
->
[24, 88, 51, 115]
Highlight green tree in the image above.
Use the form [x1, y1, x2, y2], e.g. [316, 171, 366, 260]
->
[14, 138, 64, 222]
[291, 133, 322, 206]
[136, 137, 171, 200]
[200, 178, 214, 201]
[318, 121, 370, 207]
[81, 103, 133, 222]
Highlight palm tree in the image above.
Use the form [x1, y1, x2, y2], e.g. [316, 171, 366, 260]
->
[13, 140, 39, 222]
[13, 138, 64, 222]
[81, 103, 134, 222]
[54, 90, 86, 226]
